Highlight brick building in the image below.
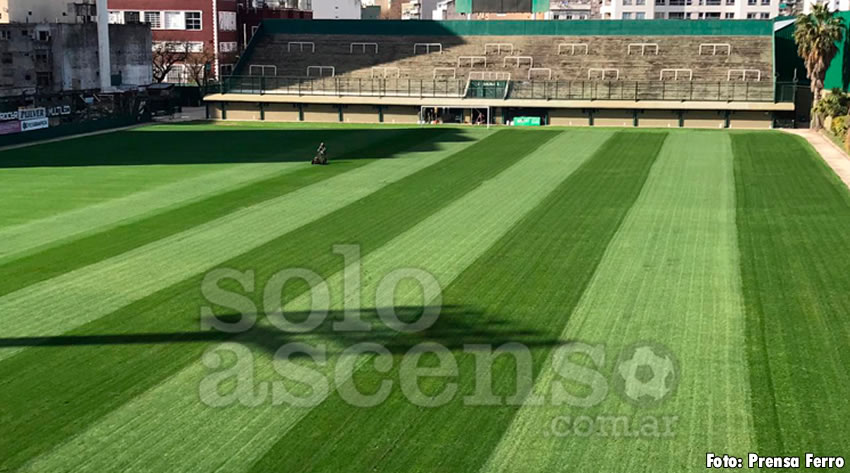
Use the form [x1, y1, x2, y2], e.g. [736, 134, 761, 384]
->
[236, 0, 312, 53]
[106, 0, 239, 80]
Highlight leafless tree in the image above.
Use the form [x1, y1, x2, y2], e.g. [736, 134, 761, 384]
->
[152, 42, 189, 83]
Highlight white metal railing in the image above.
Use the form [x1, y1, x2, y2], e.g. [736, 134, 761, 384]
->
[287, 41, 315, 53]
[660, 69, 693, 81]
[558, 43, 589, 55]
[627, 43, 659, 56]
[504, 56, 534, 68]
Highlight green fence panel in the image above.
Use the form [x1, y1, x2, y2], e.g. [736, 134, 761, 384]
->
[0, 116, 140, 149]
[261, 19, 772, 37]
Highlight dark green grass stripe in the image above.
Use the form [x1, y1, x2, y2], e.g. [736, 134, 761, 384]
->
[733, 132, 850, 457]
[0, 128, 451, 296]
[247, 131, 668, 473]
[0, 129, 559, 472]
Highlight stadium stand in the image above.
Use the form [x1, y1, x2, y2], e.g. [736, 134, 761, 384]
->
[205, 20, 796, 128]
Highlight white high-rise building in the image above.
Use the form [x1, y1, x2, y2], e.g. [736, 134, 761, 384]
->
[312, 0, 362, 18]
[600, 0, 780, 19]
[803, 0, 850, 13]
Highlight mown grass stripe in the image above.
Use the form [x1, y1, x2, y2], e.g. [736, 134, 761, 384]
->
[14, 130, 612, 473]
[0, 163, 300, 263]
[733, 132, 850, 457]
[0, 128, 546, 472]
[482, 131, 752, 473]
[0, 128, 453, 295]
[0, 164, 226, 228]
[0, 131, 487, 364]
[243, 131, 666, 473]
[0, 125, 391, 263]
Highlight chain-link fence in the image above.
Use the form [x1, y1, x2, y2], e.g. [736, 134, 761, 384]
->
[220, 76, 797, 103]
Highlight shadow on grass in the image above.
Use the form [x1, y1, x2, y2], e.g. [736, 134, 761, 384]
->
[0, 127, 475, 168]
[0, 306, 565, 357]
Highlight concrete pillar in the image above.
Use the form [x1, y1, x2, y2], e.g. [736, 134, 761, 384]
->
[97, 0, 111, 91]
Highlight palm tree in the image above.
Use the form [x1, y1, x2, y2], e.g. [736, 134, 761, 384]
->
[795, 3, 846, 127]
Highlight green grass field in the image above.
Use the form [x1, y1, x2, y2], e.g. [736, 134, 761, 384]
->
[1, 123, 848, 472]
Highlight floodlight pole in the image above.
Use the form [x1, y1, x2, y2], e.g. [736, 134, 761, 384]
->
[96, 0, 112, 92]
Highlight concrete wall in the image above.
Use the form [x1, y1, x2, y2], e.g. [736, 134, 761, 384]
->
[303, 104, 341, 122]
[265, 103, 300, 121]
[343, 104, 379, 123]
[53, 23, 152, 91]
[683, 110, 726, 129]
[593, 109, 633, 127]
[204, 101, 775, 130]
[638, 110, 679, 128]
[210, 102, 225, 119]
[383, 105, 419, 124]
[1, 0, 77, 23]
[549, 108, 589, 127]
[228, 102, 262, 121]
[729, 111, 772, 129]
[0, 23, 150, 97]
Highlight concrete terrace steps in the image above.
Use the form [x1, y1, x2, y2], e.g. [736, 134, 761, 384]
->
[242, 33, 773, 84]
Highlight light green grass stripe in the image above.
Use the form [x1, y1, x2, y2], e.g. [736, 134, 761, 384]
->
[0, 165, 225, 228]
[0, 163, 302, 263]
[482, 132, 754, 473]
[0, 137, 481, 363]
[19, 130, 615, 473]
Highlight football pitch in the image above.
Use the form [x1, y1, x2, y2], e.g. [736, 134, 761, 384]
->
[1, 123, 848, 472]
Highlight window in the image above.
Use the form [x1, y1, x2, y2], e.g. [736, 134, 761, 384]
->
[219, 41, 237, 52]
[747, 0, 756, 5]
[166, 64, 185, 83]
[622, 0, 632, 5]
[220, 64, 234, 77]
[124, 11, 141, 23]
[747, 12, 756, 17]
[657, 0, 666, 5]
[635, 11, 646, 18]
[725, 12, 734, 17]
[668, 11, 686, 18]
[0, 30, 10, 40]
[219, 11, 236, 31]
[761, 0, 769, 4]
[37, 30, 50, 41]
[36, 71, 51, 88]
[145, 11, 162, 29]
[35, 51, 48, 63]
[706, 0, 721, 5]
[187, 42, 204, 52]
[1, 52, 12, 65]
[108, 10, 123, 24]
[726, 0, 735, 5]
[185, 11, 202, 30]
[164, 11, 184, 30]
[622, 12, 632, 18]
[704, 11, 721, 18]
[636, 0, 645, 5]
[759, 11, 769, 17]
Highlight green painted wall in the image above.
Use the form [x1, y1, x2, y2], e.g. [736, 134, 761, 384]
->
[775, 12, 850, 91]
[261, 19, 772, 37]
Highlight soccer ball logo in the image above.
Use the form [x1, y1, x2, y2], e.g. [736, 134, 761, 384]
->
[613, 342, 678, 407]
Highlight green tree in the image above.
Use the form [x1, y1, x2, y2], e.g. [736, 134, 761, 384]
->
[795, 3, 846, 127]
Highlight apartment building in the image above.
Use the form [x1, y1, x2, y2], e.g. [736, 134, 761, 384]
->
[0, 22, 151, 97]
[107, 0, 238, 80]
[0, 0, 99, 24]
[600, 0, 780, 19]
